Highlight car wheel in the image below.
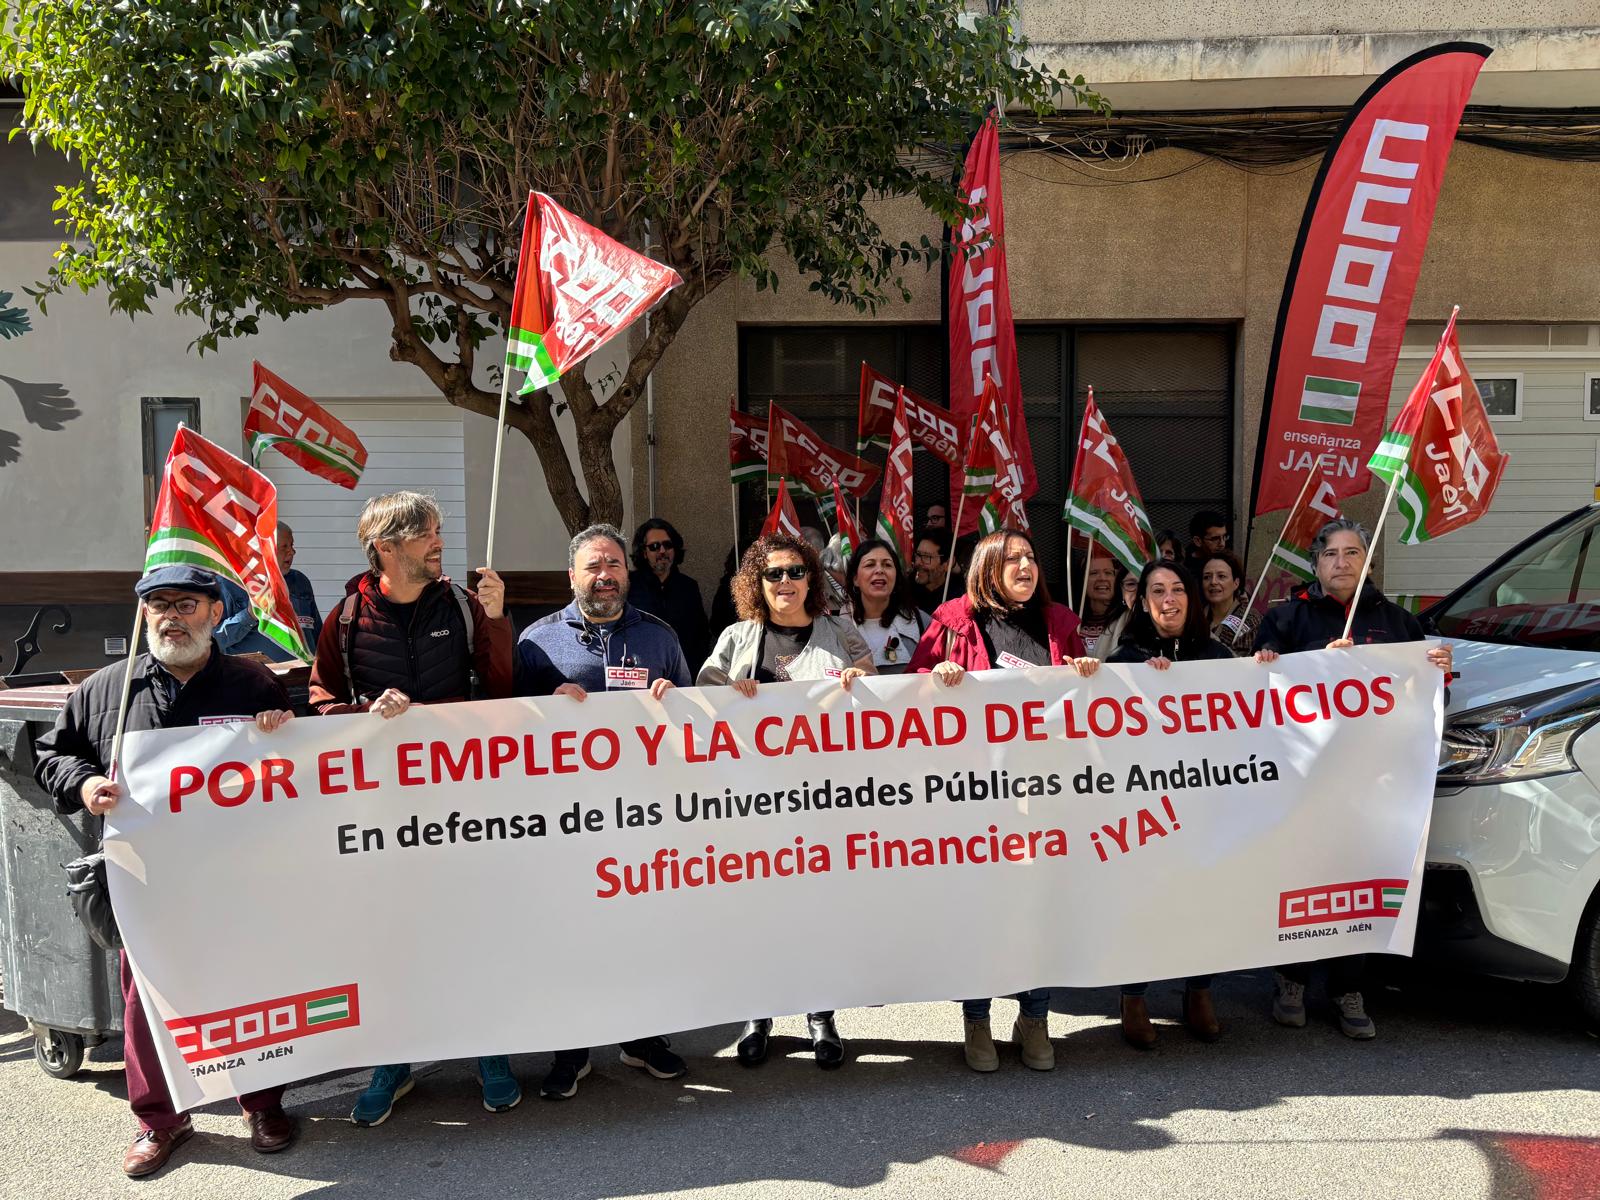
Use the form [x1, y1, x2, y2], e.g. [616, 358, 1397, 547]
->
[1575, 893, 1600, 1032]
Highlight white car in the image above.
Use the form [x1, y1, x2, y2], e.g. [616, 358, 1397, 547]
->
[1419, 502, 1600, 1024]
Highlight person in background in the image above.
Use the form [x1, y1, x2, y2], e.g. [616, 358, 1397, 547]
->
[1184, 509, 1229, 578]
[1154, 530, 1181, 563]
[1108, 559, 1242, 1048]
[909, 527, 956, 615]
[1201, 549, 1260, 654]
[698, 532, 874, 1070]
[709, 545, 741, 645]
[846, 538, 927, 674]
[907, 528, 1097, 1073]
[517, 523, 691, 1099]
[1093, 568, 1144, 662]
[802, 525, 851, 616]
[920, 503, 948, 532]
[33, 567, 301, 1177]
[1253, 517, 1453, 1041]
[629, 518, 710, 669]
[1075, 553, 1126, 655]
[307, 490, 518, 1123]
[212, 522, 322, 663]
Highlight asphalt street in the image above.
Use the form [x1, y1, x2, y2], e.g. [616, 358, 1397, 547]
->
[1, 965, 1596, 1199]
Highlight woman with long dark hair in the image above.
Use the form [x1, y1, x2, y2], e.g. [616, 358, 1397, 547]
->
[697, 532, 874, 1070]
[906, 528, 1099, 1073]
[1106, 560, 1232, 1047]
[1075, 552, 1127, 655]
[1201, 549, 1260, 654]
[846, 538, 927, 674]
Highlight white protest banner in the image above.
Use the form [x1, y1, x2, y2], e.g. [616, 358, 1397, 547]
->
[111, 645, 1443, 1110]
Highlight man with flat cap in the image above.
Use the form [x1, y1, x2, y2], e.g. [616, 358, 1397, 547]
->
[34, 565, 302, 1178]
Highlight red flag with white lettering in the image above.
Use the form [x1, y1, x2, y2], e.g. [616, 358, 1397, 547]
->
[245, 362, 367, 489]
[1250, 43, 1489, 516]
[962, 378, 1029, 534]
[834, 482, 863, 559]
[767, 403, 881, 501]
[947, 113, 1034, 533]
[856, 367, 964, 467]
[873, 393, 915, 564]
[729, 406, 768, 486]
[761, 478, 803, 539]
[1062, 388, 1156, 575]
[1369, 310, 1509, 544]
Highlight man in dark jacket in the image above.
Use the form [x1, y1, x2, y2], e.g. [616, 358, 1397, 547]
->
[34, 566, 300, 1178]
[213, 524, 322, 662]
[1254, 517, 1452, 1042]
[307, 490, 519, 1124]
[517, 523, 690, 1099]
[628, 517, 710, 670]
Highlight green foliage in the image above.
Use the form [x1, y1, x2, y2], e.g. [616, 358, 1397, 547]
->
[1, 0, 1096, 528]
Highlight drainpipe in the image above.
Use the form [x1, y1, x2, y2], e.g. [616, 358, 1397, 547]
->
[644, 219, 659, 519]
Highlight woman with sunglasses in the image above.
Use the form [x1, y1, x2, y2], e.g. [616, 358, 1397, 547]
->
[1105, 559, 1240, 1048]
[905, 528, 1099, 1073]
[846, 538, 928, 675]
[698, 532, 875, 1069]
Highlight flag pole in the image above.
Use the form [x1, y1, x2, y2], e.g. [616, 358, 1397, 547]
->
[483, 366, 517, 570]
[107, 604, 146, 782]
[730, 480, 740, 566]
[1340, 468, 1401, 642]
[1063, 522, 1075, 614]
[1241, 462, 1323, 618]
[941, 487, 969, 606]
[1078, 535, 1095, 614]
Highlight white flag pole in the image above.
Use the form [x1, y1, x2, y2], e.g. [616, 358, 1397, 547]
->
[730, 480, 741, 566]
[941, 487, 970, 606]
[1340, 468, 1401, 642]
[106, 603, 146, 782]
[1078, 535, 1096, 614]
[483, 364, 517, 571]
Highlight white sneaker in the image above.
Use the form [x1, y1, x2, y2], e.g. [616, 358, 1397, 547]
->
[1336, 992, 1376, 1039]
[1272, 972, 1307, 1028]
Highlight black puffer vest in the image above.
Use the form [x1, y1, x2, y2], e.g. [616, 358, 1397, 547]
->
[341, 573, 472, 705]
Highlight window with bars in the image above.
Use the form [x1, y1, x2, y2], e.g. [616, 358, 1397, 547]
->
[738, 323, 1234, 590]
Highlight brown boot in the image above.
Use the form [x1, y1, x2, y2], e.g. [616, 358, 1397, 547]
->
[1120, 995, 1158, 1049]
[122, 1120, 194, 1178]
[1183, 986, 1222, 1042]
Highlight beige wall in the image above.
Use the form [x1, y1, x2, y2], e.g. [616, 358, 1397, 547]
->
[1018, 2, 1600, 42]
[645, 142, 1600, 590]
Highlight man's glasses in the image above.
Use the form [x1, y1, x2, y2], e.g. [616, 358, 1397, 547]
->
[645, 541, 673, 553]
[145, 597, 204, 615]
[762, 565, 809, 583]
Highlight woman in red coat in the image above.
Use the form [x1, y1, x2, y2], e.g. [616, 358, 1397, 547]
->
[906, 528, 1100, 1074]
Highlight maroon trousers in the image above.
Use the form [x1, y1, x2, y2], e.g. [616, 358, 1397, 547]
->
[120, 952, 286, 1132]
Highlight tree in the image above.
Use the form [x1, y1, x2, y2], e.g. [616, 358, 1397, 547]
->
[2, 1, 1094, 534]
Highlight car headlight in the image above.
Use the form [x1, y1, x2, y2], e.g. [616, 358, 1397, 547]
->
[1437, 683, 1600, 785]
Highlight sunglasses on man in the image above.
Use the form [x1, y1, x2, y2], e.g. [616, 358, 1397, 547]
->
[645, 540, 673, 553]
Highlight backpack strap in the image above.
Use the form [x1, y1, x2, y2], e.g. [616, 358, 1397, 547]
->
[450, 583, 476, 659]
[337, 592, 361, 705]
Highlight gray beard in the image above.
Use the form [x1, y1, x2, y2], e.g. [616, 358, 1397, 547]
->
[577, 590, 625, 621]
[146, 624, 210, 671]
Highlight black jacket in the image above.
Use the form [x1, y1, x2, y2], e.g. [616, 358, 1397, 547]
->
[628, 568, 710, 670]
[34, 646, 287, 815]
[1255, 580, 1424, 655]
[1108, 633, 1233, 664]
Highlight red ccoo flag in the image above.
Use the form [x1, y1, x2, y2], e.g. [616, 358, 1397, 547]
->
[729, 405, 768, 486]
[874, 392, 915, 564]
[962, 378, 1030, 534]
[1369, 309, 1509, 544]
[245, 363, 367, 489]
[506, 192, 682, 395]
[834, 482, 863, 559]
[767, 403, 881, 503]
[857, 367, 963, 466]
[761, 478, 803, 539]
[948, 112, 1035, 533]
[1063, 388, 1156, 574]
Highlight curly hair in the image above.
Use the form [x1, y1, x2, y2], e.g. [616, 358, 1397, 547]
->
[731, 533, 827, 624]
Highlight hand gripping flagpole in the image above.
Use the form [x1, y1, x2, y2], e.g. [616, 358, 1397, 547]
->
[483, 365, 516, 571]
[1240, 458, 1326, 620]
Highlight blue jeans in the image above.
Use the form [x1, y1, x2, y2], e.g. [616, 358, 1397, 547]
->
[962, 988, 1050, 1020]
[1121, 976, 1212, 997]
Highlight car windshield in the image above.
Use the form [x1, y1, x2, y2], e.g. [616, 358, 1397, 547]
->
[1428, 506, 1600, 651]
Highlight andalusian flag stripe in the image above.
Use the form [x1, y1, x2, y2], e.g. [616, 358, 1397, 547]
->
[1299, 376, 1361, 425]
[509, 327, 560, 393]
[247, 432, 362, 481]
[306, 994, 350, 1024]
[146, 528, 310, 662]
[731, 462, 765, 486]
[1269, 543, 1316, 582]
[1370, 432, 1432, 544]
[1381, 887, 1406, 910]
[1062, 496, 1155, 576]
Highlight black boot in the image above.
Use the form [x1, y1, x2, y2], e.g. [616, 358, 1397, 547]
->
[807, 1012, 844, 1070]
[736, 1019, 772, 1066]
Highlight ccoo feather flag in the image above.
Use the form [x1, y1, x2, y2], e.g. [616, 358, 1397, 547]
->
[506, 192, 683, 394]
[1369, 310, 1509, 544]
[1063, 388, 1156, 575]
[146, 427, 312, 661]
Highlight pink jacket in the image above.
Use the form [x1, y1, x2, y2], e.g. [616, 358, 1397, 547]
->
[907, 598, 1086, 673]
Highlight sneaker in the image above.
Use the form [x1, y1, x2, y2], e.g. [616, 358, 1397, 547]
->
[1272, 972, 1307, 1028]
[477, 1055, 522, 1112]
[351, 1064, 414, 1126]
[1336, 992, 1377, 1039]
[539, 1058, 591, 1100]
[963, 1018, 999, 1072]
[619, 1037, 687, 1080]
[1013, 1015, 1055, 1071]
